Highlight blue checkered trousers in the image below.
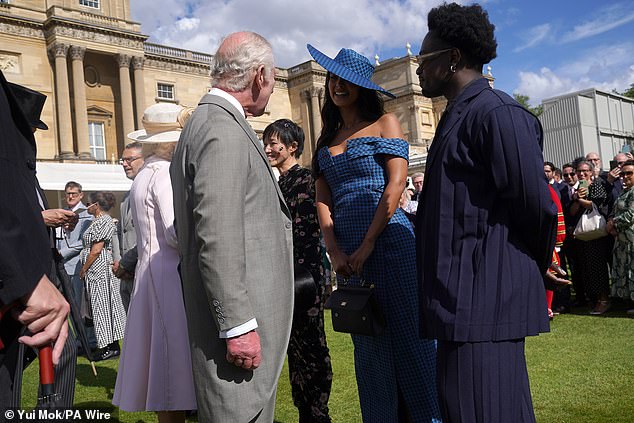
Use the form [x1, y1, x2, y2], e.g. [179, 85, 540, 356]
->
[318, 137, 441, 422]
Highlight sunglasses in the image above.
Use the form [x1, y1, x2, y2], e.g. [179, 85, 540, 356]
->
[416, 48, 454, 68]
[622, 171, 634, 176]
[563, 173, 575, 177]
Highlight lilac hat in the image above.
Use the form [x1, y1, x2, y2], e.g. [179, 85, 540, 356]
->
[307, 44, 395, 99]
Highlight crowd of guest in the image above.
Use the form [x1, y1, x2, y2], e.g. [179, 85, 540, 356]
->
[545, 152, 634, 316]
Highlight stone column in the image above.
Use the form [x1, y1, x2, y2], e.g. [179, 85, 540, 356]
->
[116, 54, 135, 137]
[309, 87, 323, 144]
[132, 56, 145, 130]
[408, 104, 419, 145]
[49, 43, 74, 159]
[70, 46, 91, 159]
[299, 90, 313, 165]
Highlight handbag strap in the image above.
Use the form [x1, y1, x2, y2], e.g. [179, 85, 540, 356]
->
[341, 276, 374, 288]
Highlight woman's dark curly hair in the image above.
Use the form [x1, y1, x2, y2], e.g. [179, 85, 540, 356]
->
[428, 2, 497, 67]
[311, 72, 385, 176]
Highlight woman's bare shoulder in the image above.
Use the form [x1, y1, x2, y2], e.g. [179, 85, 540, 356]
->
[377, 113, 404, 139]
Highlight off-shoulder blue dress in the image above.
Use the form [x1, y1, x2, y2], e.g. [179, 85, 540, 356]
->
[318, 137, 441, 422]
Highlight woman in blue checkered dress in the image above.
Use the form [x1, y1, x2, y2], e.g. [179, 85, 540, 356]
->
[309, 44, 441, 423]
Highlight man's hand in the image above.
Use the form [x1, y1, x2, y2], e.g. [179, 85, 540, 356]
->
[14, 275, 70, 365]
[543, 271, 572, 291]
[41, 209, 78, 230]
[576, 187, 588, 199]
[112, 261, 134, 279]
[607, 167, 621, 184]
[226, 330, 261, 370]
[607, 218, 618, 237]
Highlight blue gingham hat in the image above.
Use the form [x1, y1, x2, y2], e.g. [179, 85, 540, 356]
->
[307, 44, 396, 99]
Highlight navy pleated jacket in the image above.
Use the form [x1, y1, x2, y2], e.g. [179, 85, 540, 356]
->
[415, 78, 557, 343]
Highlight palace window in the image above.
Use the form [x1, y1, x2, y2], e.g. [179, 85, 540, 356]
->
[88, 121, 106, 160]
[79, 0, 99, 8]
[157, 83, 175, 100]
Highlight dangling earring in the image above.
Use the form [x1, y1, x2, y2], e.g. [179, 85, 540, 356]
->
[449, 64, 457, 73]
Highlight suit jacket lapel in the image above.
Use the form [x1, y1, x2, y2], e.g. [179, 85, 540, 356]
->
[200, 94, 291, 219]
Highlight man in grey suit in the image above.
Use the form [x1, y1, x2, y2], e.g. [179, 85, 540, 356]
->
[112, 141, 144, 312]
[57, 182, 93, 318]
[170, 31, 294, 422]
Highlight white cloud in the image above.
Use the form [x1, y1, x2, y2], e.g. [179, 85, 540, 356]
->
[131, 0, 447, 67]
[561, 3, 634, 43]
[513, 23, 552, 52]
[515, 42, 634, 105]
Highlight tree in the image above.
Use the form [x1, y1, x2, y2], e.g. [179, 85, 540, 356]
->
[619, 83, 634, 99]
[513, 93, 543, 116]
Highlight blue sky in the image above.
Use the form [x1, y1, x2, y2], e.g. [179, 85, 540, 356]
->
[131, 0, 634, 106]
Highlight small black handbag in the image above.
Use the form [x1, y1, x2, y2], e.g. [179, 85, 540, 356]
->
[324, 281, 385, 336]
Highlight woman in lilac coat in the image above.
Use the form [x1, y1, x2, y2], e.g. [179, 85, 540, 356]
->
[113, 103, 196, 423]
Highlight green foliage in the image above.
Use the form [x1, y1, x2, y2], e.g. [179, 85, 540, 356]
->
[20, 309, 634, 422]
[619, 83, 634, 99]
[514, 93, 544, 116]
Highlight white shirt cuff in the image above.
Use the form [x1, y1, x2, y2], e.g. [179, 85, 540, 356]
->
[218, 318, 258, 339]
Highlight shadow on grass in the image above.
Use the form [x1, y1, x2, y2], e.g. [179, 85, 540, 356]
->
[566, 299, 633, 318]
[76, 363, 118, 387]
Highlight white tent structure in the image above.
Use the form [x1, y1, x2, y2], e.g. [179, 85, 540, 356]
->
[37, 162, 132, 192]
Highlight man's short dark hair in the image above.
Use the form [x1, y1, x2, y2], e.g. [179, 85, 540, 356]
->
[124, 141, 142, 150]
[571, 157, 586, 170]
[64, 181, 82, 192]
[427, 2, 497, 67]
[544, 161, 555, 171]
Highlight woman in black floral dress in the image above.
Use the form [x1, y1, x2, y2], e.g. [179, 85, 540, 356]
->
[263, 119, 332, 423]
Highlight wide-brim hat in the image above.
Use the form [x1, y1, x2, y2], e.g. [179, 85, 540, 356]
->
[8, 82, 48, 130]
[307, 44, 395, 99]
[127, 103, 194, 143]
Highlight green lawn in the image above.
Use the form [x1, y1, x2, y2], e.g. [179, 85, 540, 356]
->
[20, 307, 633, 422]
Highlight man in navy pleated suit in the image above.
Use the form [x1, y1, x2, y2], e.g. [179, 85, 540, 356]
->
[414, 3, 558, 422]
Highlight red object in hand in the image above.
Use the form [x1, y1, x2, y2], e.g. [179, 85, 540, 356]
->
[39, 344, 55, 399]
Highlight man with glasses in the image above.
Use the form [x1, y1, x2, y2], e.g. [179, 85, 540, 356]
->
[585, 152, 603, 178]
[57, 181, 93, 348]
[112, 142, 144, 312]
[554, 163, 580, 314]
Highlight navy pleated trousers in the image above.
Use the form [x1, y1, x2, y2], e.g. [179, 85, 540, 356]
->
[437, 339, 536, 423]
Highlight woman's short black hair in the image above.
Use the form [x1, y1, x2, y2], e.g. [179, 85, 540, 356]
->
[263, 119, 305, 158]
[428, 2, 497, 67]
[89, 191, 116, 212]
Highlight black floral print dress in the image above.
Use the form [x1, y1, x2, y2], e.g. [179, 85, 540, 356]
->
[278, 164, 332, 422]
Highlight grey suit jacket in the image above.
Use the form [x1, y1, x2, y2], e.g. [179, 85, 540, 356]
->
[170, 94, 294, 422]
[57, 202, 92, 276]
[113, 191, 138, 273]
